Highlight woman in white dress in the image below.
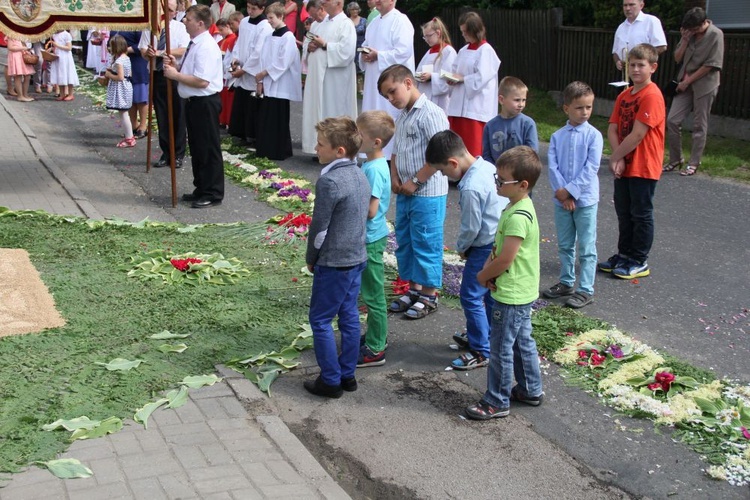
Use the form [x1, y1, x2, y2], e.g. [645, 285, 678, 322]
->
[85, 28, 102, 70]
[415, 17, 456, 114]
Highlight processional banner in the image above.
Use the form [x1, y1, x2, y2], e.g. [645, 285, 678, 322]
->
[0, 0, 150, 41]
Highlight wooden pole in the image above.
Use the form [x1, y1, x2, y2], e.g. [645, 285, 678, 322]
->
[163, 0, 178, 208]
[145, 0, 159, 174]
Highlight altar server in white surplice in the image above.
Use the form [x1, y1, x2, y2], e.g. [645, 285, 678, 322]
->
[301, 0, 357, 154]
[359, 0, 414, 158]
[228, 0, 273, 143]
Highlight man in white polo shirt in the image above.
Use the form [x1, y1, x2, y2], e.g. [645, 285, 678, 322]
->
[164, 4, 225, 208]
[612, 0, 667, 71]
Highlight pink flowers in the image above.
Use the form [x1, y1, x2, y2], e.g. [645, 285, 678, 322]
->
[742, 427, 750, 440]
[590, 353, 607, 366]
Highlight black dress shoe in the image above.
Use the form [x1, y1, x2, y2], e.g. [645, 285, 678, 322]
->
[153, 158, 183, 169]
[181, 193, 198, 202]
[303, 377, 343, 398]
[191, 198, 222, 209]
[341, 377, 357, 392]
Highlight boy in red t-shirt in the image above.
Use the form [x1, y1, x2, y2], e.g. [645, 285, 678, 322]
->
[599, 43, 665, 280]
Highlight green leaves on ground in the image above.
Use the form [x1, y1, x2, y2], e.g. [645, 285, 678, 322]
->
[157, 343, 188, 353]
[165, 386, 189, 409]
[134, 399, 169, 429]
[149, 331, 191, 340]
[42, 417, 100, 432]
[227, 324, 313, 395]
[38, 458, 93, 479]
[95, 358, 144, 371]
[181, 374, 222, 389]
[70, 417, 122, 441]
[126, 250, 251, 285]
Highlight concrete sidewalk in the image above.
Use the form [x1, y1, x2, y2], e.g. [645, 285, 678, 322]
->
[0, 94, 349, 500]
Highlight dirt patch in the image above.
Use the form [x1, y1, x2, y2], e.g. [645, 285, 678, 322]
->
[0, 249, 65, 337]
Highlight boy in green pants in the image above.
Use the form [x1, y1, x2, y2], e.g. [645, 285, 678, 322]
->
[356, 110, 396, 367]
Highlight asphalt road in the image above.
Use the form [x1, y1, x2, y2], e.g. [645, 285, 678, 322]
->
[9, 86, 750, 498]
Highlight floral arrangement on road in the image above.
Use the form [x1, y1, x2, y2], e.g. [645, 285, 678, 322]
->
[221, 149, 315, 213]
[126, 249, 251, 285]
[555, 328, 750, 486]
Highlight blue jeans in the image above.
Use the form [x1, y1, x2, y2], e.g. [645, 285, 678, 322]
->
[613, 177, 657, 264]
[554, 203, 598, 295]
[309, 263, 366, 386]
[483, 301, 542, 408]
[460, 244, 493, 358]
[394, 194, 446, 288]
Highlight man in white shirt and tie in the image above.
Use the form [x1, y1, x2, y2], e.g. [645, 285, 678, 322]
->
[164, 4, 225, 208]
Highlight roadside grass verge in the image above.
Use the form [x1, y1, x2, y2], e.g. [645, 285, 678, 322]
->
[0, 212, 311, 473]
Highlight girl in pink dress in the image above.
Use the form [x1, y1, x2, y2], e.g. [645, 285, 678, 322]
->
[6, 38, 36, 102]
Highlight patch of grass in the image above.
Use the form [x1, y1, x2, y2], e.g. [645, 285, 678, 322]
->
[0, 214, 312, 473]
[525, 88, 750, 182]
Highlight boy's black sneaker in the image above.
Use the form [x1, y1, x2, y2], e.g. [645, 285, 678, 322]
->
[613, 259, 650, 279]
[542, 282, 574, 299]
[510, 385, 543, 406]
[597, 253, 625, 273]
[357, 345, 385, 367]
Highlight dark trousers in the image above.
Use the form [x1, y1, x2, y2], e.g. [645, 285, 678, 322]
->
[185, 94, 224, 200]
[153, 70, 186, 161]
[613, 177, 657, 263]
[228, 86, 260, 141]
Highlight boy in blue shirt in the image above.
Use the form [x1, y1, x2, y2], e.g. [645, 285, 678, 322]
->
[356, 110, 396, 367]
[542, 81, 603, 309]
[304, 117, 370, 398]
[481, 76, 539, 165]
[426, 130, 506, 370]
[465, 146, 544, 420]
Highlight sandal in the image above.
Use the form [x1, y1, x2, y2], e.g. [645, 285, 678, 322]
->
[680, 164, 698, 176]
[465, 400, 509, 420]
[116, 137, 136, 148]
[63, 94, 75, 101]
[403, 295, 438, 320]
[134, 129, 148, 139]
[451, 350, 488, 370]
[662, 159, 683, 172]
[452, 331, 469, 349]
[389, 292, 418, 313]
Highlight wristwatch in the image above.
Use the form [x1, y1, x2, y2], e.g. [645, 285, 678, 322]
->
[411, 176, 424, 187]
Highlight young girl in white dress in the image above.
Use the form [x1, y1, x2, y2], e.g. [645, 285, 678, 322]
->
[49, 30, 80, 101]
[103, 35, 135, 148]
[415, 17, 456, 114]
[445, 12, 500, 157]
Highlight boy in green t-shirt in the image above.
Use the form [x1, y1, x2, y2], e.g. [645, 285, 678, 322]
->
[465, 146, 544, 420]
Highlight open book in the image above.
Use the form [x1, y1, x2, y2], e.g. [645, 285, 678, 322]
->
[439, 70, 461, 83]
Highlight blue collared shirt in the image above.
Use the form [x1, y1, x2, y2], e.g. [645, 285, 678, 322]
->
[456, 157, 507, 253]
[547, 121, 603, 208]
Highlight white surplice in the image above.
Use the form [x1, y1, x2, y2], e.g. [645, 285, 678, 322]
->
[261, 31, 302, 101]
[231, 17, 273, 91]
[446, 43, 500, 124]
[416, 44, 457, 114]
[360, 8, 414, 158]
[301, 12, 357, 154]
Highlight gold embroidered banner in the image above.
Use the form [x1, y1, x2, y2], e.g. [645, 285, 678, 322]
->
[0, 0, 151, 41]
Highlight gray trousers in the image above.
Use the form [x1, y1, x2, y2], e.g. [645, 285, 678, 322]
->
[667, 86, 718, 166]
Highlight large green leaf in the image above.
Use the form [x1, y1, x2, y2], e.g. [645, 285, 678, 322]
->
[157, 343, 189, 354]
[39, 458, 93, 479]
[149, 330, 191, 340]
[42, 416, 101, 432]
[257, 369, 281, 395]
[181, 374, 222, 389]
[165, 386, 189, 409]
[70, 417, 123, 442]
[694, 397, 721, 415]
[94, 358, 144, 371]
[134, 399, 168, 429]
